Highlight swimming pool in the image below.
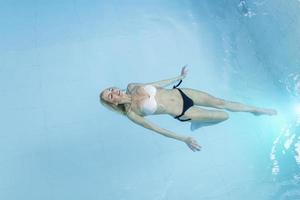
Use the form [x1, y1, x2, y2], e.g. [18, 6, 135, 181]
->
[0, 0, 299, 199]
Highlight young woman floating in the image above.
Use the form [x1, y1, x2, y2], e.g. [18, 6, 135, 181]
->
[100, 66, 277, 152]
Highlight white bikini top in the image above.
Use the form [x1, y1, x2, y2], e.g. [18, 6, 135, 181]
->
[140, 85, 157, 115]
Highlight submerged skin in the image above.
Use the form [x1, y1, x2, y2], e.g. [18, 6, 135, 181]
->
[101, 66, 277, 152]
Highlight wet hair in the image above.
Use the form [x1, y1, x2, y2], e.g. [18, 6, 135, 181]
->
[99, 88, 127, 116]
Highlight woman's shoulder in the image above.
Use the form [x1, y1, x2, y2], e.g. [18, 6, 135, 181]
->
[127, 83, 164, 95]
[126, 83, 145, 93]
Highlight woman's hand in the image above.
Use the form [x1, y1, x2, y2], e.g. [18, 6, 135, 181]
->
[180, 65, 188, 79]
[184, 137, 201, 152]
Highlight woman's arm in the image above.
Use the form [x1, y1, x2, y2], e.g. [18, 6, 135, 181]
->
[126, 111, 201, 151]
[148, 75, 184, 88]
[126, 75, 182, 91]
[125, 66, 188, 92]
[147, 66, 188, 88]
[127, 111, 187, 141]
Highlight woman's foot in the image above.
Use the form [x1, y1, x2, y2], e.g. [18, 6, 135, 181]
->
[252, 108, 277, 116]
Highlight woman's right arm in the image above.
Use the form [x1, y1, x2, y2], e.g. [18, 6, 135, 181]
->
[126, 111, 201, 151]
[147, 65, 188, 88]
[126, 66, 188, 90]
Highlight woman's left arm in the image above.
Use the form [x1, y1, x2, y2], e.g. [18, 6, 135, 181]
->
[147, 65, 188, 88]
[126, 110, 201, 151]
[126, 110, 187, 142]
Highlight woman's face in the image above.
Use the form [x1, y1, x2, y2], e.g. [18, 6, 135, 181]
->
[102, 87, 124, 105]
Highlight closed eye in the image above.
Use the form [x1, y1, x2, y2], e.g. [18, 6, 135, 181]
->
[109, 94, 113, 99]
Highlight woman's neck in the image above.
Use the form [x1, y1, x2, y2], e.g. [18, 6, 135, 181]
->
[119, 93, 132, 104]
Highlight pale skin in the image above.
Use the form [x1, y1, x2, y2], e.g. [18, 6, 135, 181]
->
[101, 66, 277, 152]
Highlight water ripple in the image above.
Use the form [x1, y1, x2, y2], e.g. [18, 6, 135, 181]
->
[270, 120, 300, 199]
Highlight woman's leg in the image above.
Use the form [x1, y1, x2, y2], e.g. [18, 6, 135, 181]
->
[181, 88, 277, 115]
[182, 106, 229, 123]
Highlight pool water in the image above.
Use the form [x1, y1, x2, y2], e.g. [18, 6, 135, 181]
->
[0, 0, 299, 200]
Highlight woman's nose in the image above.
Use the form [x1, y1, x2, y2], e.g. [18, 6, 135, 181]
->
[112, 90, 119, 94]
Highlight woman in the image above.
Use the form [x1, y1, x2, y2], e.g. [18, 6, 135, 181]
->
[100, 66, 277, 152]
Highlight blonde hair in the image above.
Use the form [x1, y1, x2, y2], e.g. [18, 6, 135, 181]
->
[99, 88, 127, 116]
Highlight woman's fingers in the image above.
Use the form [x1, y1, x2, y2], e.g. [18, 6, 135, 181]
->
[194, 143, 201, 151]
[190, 145, 200, 152]
[181, 65, 188, 77]
[191, 143, 201, 151]
[186, 137, 201, 152]
[193, 141, 201, 151]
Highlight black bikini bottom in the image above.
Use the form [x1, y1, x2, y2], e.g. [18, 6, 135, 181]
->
[174, 88, 194, 122]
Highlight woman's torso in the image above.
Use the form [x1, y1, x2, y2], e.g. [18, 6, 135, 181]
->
[125, 84, 183, 117]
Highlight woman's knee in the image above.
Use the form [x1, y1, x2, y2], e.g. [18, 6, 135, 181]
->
[212, 98, 226, 109]
[213, 111, 229, 121]
[222, 112, 229, 120]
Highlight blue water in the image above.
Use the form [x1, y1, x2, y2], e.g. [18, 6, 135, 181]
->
[0, 0, 300, 199]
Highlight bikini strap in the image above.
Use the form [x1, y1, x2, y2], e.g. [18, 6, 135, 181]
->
[173, 79, 182, 89]
[174, 115, 191, 121]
